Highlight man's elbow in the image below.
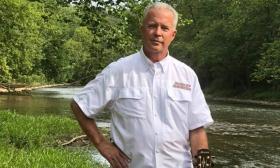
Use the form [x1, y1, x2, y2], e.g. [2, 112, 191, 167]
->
[70, 98, 75, 105]
[70, 99, 82, 117]
[70, 99, 76, 111]
[190, 126, 205, 134]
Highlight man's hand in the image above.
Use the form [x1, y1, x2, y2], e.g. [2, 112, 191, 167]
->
[193, 149, 214, 168]
[190, 127, 213, 167]
[97, 141, 131, 168]
[71, 101, 130, 167]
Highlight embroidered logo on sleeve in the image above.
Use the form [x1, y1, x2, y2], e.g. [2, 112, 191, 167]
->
[173, 82, 191, 90]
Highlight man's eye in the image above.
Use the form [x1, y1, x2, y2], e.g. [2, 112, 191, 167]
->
[162, 26, 169, 31]
[147, 24, 156, 29]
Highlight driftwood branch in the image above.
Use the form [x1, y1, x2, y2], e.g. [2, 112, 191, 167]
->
[0, 83, 70, 94]
[61, 135, 87, 146]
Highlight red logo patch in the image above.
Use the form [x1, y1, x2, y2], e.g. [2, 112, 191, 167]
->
[173, 82, 191, 90]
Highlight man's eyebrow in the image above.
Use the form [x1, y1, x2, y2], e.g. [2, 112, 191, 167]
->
[161, 24, 170, 27]
[146, 22, 170, 26]
[146, 21, 156, 24]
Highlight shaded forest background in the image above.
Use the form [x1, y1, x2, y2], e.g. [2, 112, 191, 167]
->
[0, 0, 279, 99]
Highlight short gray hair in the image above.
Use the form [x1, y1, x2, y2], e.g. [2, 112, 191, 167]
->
[143, 2, 178, 29]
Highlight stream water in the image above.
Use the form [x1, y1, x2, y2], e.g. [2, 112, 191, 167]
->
[0, 87, 279, 167]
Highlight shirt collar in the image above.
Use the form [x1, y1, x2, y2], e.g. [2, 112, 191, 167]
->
[139, 47, 170, 73]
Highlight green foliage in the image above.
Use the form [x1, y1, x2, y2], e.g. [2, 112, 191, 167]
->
[168, 0, 280, 93]
[68, 0, 139, 84]
[252, 40, 280, 87]
[17, 74, 47, 85]
[0, 0, 45, 83]
[60, 26, 94, 83]
[0, 58, 11, 82]
[41, 4, 82, 83]
[0, 0, 140, 84]
[1, 0, 279, 95]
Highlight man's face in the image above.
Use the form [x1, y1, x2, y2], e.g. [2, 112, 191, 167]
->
[141, 8, 176, 57]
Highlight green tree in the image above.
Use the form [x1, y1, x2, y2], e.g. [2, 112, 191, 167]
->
[170, 0, 280, 93]
[61, 26, 94, 83]
[68, 0, 139, 83]
[40, 3, 81, 82]
[0, 0, 45, 83]
[252, 40, 280, 89]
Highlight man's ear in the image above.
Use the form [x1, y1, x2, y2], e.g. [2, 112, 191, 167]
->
[140, 25, 144, 37]
[172, 30, 177, 39]
[140, 25, 144, 33]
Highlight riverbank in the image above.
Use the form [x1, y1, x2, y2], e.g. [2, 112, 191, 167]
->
[206, 95, 280, 108]
[1, 83, 279, 108]
[0, 111, 107, 168]
[0, 83, 70, 95]
[205, 87, 280, 108]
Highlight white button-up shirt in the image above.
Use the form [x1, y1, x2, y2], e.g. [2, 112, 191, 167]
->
[73, 49, 213, 168]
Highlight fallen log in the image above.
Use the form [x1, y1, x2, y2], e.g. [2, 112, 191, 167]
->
[0, 83, 70, 95]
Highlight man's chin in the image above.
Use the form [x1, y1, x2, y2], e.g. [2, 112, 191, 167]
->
[149, 47, 163, 53]
[143, 45, 164, 55]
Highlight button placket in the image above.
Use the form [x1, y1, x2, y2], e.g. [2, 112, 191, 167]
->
[151, 62, 165, 167]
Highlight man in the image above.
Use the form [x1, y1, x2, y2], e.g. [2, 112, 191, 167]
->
[71, 2, 213, 168]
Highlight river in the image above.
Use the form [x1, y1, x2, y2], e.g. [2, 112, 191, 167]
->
[0, 87, 279, 168]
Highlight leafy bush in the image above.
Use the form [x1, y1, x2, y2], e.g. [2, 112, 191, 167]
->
[17, 74, 47, 85]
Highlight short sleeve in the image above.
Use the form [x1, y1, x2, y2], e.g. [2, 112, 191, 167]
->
[187, 73, 213, 130]
[73, 66, 115, 118]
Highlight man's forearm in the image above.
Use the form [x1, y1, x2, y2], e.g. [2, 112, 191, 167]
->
[70, 100, 131, 168]
[190, 127, 214, 167]
[70, 100, 107, 147]
[189, 127, 209, 156]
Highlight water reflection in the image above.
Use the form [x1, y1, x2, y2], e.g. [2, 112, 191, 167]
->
[32, 87, 82, 99]
[0, 87, 81, 115]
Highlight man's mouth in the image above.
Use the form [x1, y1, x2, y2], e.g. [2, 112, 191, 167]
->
[151, 39, 163, 45]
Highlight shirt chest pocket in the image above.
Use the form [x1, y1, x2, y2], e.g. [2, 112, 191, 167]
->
[114, 88, 146, 118]
[167, 88, 192, 119]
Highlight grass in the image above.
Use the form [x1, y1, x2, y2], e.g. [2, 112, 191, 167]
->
[0, 111, 107, 168]
[0, 145, 98, 168]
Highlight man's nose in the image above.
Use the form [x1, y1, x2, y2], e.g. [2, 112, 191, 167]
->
[154, 26, 163, 36]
